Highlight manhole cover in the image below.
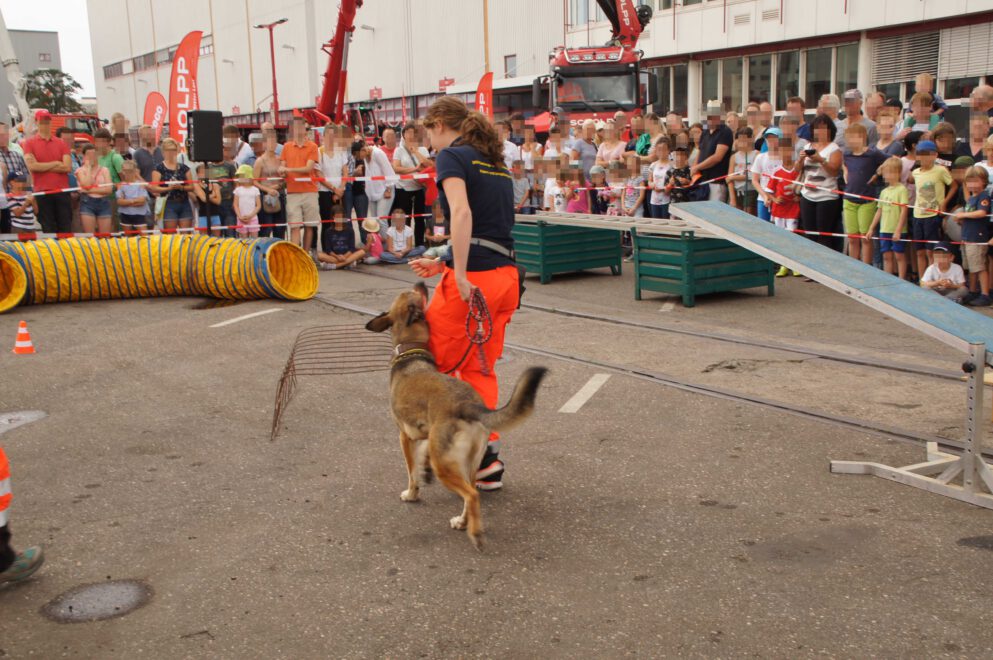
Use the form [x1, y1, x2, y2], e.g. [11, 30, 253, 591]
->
[41, 580, 153, 623]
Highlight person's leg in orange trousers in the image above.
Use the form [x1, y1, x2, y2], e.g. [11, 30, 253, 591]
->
[425, 265, 519, 489]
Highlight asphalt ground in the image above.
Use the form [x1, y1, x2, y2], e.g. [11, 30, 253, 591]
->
[1, 264, 993, 658]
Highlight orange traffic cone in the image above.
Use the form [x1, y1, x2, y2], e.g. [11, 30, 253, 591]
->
[12, 321, 35, 354]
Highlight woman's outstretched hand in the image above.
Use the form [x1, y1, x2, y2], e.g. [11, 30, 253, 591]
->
[409, 258, 445, 278]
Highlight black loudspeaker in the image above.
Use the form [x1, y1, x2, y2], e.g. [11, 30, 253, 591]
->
[186, 110, 223, 163]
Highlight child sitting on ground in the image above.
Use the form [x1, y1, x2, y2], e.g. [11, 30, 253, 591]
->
[6, 173, 36, 233]
[770, 139, 801, 277]
[381, 208, 426, 264]
[953, 166, 993, 306]
[423, 199, 451, 260]
[361, 217, 383, 264]
[920, 243, 968, 302]
[233, 164, 261, 238]
[317, 204, 366, 270]
[867, 157, 911, 280]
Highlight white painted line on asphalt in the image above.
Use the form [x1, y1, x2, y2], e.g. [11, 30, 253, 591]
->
[0, 411, 47, 436]
[209, 308, 283, 328]
[659, 302, 675, 312]
[558, 374, 611, 414]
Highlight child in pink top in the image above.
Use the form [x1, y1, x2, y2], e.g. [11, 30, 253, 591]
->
[362, 217, 383, 264]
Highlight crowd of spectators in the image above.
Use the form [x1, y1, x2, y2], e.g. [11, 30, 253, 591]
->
[3, 74, 993, 301]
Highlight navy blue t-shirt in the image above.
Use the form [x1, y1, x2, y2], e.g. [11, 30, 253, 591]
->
[842, 148, 889, 203]
[435, 142, 515, 271]
[697, 124, 734, 181]
[962, 191, 992, 243]
[327, 223, 355, 255]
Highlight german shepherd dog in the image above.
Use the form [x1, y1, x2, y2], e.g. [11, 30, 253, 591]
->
[366, 283, 547, 549]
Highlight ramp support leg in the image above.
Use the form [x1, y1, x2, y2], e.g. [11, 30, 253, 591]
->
[830, 343, 993, 510]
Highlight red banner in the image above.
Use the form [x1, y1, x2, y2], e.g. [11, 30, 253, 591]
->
[475, 72, 493, 120]
[142, 91, 167, 144]
[168, 30, 202, 146]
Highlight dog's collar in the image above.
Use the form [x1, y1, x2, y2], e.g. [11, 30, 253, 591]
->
[391, 343, 435, 368]
[394, 341, 429, 356]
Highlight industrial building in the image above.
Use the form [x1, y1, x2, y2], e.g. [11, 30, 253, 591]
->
[89, 0, 993, 126]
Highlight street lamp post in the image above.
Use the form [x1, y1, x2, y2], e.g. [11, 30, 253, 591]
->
[254, 18, 288, 125]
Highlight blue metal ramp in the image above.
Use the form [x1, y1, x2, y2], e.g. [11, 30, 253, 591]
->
[672, 201, 993, 366]
[672, 201, 993, 510]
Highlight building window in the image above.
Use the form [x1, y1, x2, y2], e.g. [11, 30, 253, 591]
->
[834, 43, 858, 97]
[721, 57, 743, 113]
[805, 47, 832, 108]
[568, 0, 589, 25]
[776, 51, 799, 110]
[944, 76, 981, 101]
[504, 54, 517, 79]
[748, 54, 771, 104]
[672, 63, 688, 116]
[38, 53, 51, 63]
[701, 59, 718, 108]
[103, 62, 123, 79]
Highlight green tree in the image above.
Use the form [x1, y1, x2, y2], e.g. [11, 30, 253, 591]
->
[21, 69, 83, 114]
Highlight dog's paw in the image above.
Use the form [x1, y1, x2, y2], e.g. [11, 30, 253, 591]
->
[449, 515, 467, 530]
[400, 489, 419, 502]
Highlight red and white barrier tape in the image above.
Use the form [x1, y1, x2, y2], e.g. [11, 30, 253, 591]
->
[0, 213, 432, 242]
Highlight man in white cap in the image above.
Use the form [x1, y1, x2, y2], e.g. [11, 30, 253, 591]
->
[835, 89, 878, 147]
[691, 100, 733, 202]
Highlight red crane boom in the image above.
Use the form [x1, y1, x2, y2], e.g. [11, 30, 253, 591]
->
[302, 0, 362, 126]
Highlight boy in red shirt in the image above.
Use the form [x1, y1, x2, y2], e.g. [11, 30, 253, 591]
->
[770, 140, 802, 277]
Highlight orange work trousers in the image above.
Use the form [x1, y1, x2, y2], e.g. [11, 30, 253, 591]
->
[0, 447, 10, 527]
[426, 266, 519, 433]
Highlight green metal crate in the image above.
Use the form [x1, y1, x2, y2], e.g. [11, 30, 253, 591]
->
[512, 221, 622, 284]
[632, 229, 775, 307]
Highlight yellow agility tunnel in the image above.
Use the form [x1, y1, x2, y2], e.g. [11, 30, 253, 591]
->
[0, 235, 319, 313]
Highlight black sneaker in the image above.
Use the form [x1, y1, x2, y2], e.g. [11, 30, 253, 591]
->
[475, 450, 504, 491]
[967, 294, 992, 306]
[961, 291, 977, 305]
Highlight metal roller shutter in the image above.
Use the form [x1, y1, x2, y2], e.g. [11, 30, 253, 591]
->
[939, 24, 993, 79]
[872, 32, 939, 86]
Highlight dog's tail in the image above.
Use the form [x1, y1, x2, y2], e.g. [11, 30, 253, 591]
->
[474, 367, 548, 432]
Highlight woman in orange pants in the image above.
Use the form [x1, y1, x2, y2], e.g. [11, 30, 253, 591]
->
[412, 96, 521, 491]
[0, 447, 44, 584]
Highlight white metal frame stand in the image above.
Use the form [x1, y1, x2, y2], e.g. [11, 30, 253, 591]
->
[831, 343, 993, 510]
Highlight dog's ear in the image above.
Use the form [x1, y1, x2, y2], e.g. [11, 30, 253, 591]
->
[412, 282, 429, 311]
[365, 312, 392, 333]
[405, 301, 425, 327]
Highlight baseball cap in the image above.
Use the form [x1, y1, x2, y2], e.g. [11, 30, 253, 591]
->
[843, 89, 863, 102]
[672, 145, 689, 153]
[589, 165, 606, 176]
[763, 127, 783, 139]
[953, 155, 975, 169]
[34, 109, 51, 122]
[932, 242, 951, 253]
[916, 140, 937, 153]
[248, 132, 264, 143]
[552, 106, 565, 116]
[705, 100, 723, 116]
[594, 120, 607, 131]
[236, 164, 254, 179]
